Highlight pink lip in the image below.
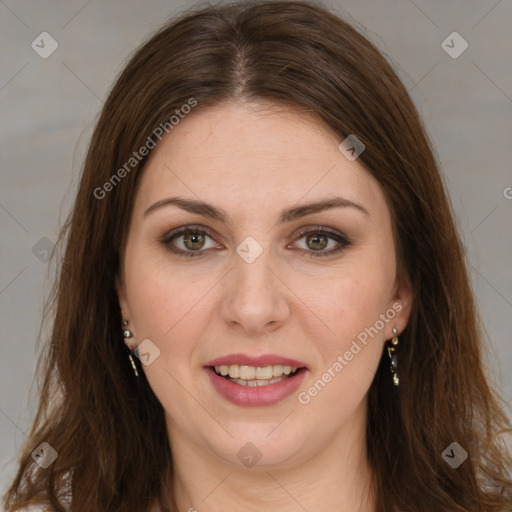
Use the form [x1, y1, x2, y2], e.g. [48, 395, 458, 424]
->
[205, 353, 308, 369]
[205, 367, 308, 407]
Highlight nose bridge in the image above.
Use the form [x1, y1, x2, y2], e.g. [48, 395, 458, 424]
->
[222, 235, 289, 331]
[233, 238, 276, 298]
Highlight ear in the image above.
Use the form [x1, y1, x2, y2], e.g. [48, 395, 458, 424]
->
[388, 273, 413, 337]
[115, 274, 131, 322]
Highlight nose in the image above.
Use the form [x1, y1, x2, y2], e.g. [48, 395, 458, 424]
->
[220, 247, 290, 335]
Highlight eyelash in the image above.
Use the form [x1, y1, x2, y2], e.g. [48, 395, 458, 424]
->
[160, 225, 352, 259]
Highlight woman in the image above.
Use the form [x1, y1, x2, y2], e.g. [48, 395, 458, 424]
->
[3, 1, 511, 511]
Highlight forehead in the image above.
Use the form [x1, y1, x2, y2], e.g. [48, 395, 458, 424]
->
[134, 101, 385, 219]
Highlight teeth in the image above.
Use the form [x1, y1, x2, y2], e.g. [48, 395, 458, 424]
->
[230, 376, 291, 387]
[256, 366, 273, 379]
[240, 365, 256, 380]
[213, 364, 298, 380]
[273, 364, 284, 375]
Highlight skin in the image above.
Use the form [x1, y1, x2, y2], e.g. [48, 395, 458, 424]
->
[116, 100, 412, 512]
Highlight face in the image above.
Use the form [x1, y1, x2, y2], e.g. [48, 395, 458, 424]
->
[116, 101, 412, 470]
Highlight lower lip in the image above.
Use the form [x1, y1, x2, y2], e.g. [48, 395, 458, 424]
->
[205, 367, 307, 407]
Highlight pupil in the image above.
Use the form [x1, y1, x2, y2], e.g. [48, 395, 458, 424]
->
[184, 232, 204, 250]
[307, 233, 327, 250]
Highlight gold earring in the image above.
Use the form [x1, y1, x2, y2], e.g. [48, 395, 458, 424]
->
[123, 320, 139, 378]
[387, 327, 399, 387]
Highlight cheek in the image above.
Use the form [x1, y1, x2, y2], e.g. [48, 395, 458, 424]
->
[123, 259, 210, 409]
[312, 256, 395, 344]
[125, 248, 209, 332]
[316, 282, 389, 382]
[294, 277, 391, 424]
[300, 247, 396, 393]
[123, 252, 221, 385]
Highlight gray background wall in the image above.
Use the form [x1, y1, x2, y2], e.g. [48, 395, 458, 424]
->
[1, 0, 511, 495]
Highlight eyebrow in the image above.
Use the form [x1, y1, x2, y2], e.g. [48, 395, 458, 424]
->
[143, 196, 369, 223]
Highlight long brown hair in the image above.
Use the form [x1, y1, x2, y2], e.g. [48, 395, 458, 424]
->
[3, 1, 511, 511]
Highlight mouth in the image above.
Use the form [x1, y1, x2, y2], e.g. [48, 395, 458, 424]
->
[210, 364, 301, 387]
[204, 357, 308, 406]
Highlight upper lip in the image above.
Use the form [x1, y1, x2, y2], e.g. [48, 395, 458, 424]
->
[205, 353, 308, 369]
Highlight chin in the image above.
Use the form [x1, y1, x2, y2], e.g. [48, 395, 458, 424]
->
[204, 425, 312, 470]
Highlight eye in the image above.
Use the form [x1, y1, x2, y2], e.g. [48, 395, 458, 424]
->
[291, 226, 352, 257]
[160, 225, 351, 258]
[160, 226, 219, 257]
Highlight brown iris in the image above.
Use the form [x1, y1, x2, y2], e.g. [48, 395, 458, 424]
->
[306, 233, 328, 251]
[183, 231, 206, 250]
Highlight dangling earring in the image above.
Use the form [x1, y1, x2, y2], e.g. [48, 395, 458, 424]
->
[123, 320, 139, 378]
[387, 327, 400, 387]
